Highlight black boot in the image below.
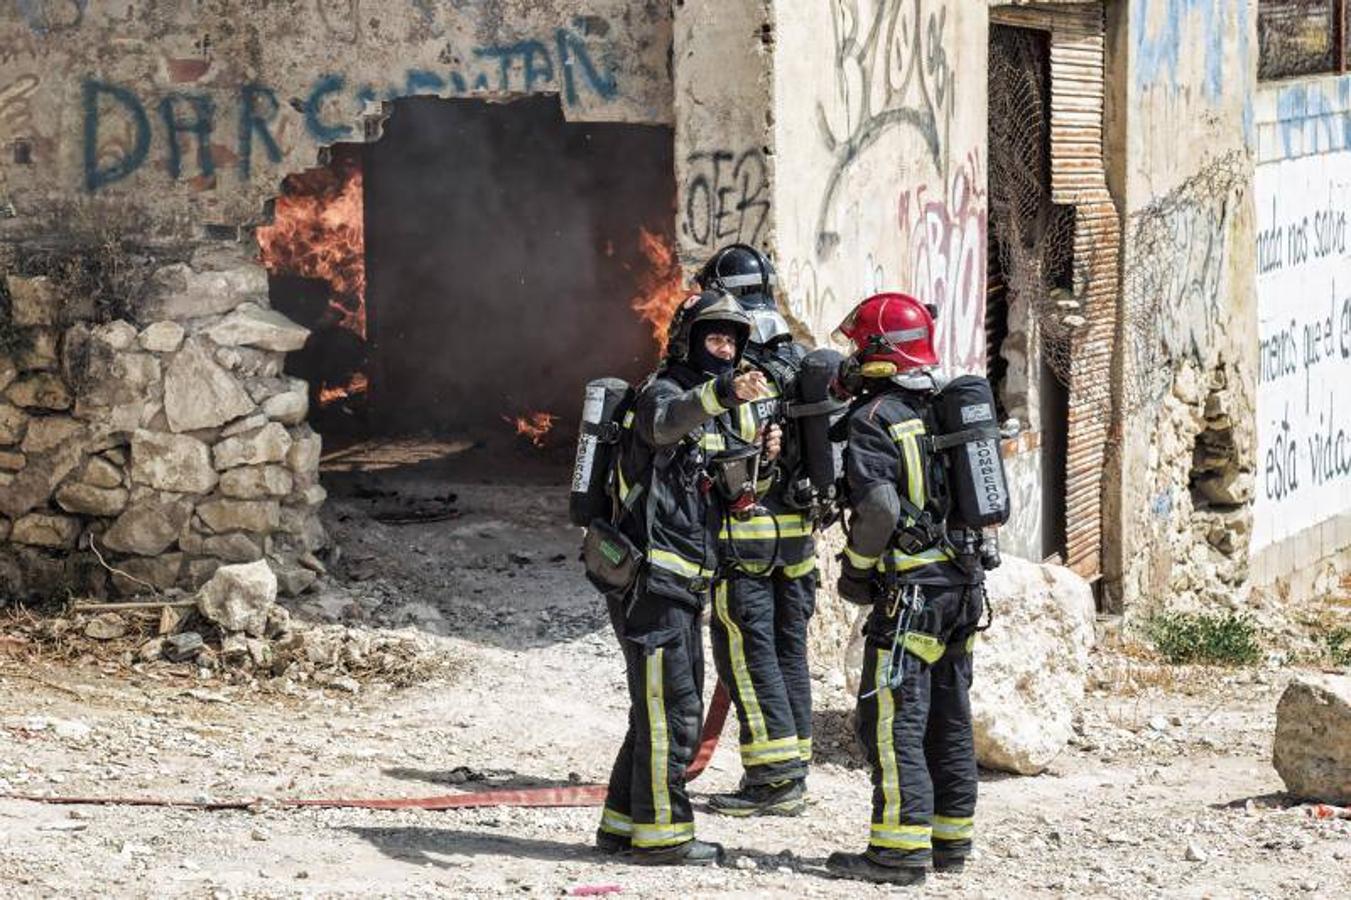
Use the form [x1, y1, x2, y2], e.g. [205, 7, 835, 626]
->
[933, 852, 966, 873]
[631, 839, 725, 867]
[594, 828, 630, 856]
[707, 779, 806, 817]
[826, 851, 927, 886]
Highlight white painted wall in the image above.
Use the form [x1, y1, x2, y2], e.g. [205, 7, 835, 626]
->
[1253, 74, 1351, 554]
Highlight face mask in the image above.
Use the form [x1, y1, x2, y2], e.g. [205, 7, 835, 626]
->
[689, 325, 738, 376]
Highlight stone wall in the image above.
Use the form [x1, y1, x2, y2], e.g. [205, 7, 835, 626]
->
[0, 243, 322, 600]
[0, 1, 673, 236]
[1109, 0, 1259, 619]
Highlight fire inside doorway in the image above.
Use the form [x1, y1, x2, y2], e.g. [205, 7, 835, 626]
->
[260, 96, 681, 500]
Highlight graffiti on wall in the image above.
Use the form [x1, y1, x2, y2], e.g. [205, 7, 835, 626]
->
[814, 0, 955, 260]
[680, 147, 770, 258]
[79, 23, 620, 191]
[1123, 151, 1247, 407]
[897, 150, 986, 375]
[0, 74, 39, 143]
[1254, 148, 1351, 550]
[1132, 0, 1226, 99]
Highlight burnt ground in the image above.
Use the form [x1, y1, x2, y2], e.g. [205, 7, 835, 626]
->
[0, 441, 1349, 899]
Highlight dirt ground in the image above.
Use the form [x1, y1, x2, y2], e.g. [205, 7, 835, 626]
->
[1, 458, 1349, 899]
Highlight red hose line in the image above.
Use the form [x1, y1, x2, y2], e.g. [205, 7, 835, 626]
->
[7, 683, 734, 812]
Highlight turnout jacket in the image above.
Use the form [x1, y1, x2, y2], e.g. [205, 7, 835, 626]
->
[717, 341, 815, 575]
[843, 386, 977, 587]
[617, 363, 744, 608]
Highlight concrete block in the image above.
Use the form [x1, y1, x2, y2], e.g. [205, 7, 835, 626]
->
[1257, 123, 1279, 165]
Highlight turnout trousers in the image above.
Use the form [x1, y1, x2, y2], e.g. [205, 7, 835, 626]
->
[855, 583, 983, 864]
[709, 563, 816, 785]
[599, 587, 705, 849]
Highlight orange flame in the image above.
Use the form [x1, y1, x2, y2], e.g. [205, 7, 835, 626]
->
[257, 153, 367, 339]
[629, 227, 686, 353]
[505, 411, 557, 448]
[318, 372, 369, 407]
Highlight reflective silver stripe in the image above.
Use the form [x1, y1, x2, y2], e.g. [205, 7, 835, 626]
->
[884, 327, 929, 343]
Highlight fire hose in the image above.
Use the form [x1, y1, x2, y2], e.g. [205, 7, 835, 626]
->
[7, 683, 732, 812]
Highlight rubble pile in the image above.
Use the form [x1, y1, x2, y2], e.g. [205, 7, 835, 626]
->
[0, 245, 325, 599]
[8, 561, 447, 689]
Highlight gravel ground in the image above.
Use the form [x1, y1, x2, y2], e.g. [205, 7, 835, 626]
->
[1, 475, 1348, 899]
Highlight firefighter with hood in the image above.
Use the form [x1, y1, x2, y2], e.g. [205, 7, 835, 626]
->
[694, 245, 817, 817]
[826, 292, 991, 886]
[595, 290, 774, 866]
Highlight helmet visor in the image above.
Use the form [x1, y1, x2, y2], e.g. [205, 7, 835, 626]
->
[748, 309, 792, 346]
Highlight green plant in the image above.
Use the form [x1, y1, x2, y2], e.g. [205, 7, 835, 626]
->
[1326, 626, 1351, 667]
[1145, 611, 1262, 666]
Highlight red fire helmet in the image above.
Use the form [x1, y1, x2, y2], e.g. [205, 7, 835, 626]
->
[834, 292, 939, 372]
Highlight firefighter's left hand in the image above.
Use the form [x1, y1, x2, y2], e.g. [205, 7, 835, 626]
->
[762, 424, 782, 463]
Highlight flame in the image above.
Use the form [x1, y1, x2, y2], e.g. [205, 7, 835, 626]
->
[318, 372, 369, 407]
[257, 153, 368, 339]
[629, 227, 686, 353]
[504, 411, 557, 448]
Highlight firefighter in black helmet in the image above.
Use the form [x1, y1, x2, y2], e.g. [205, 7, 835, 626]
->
[596, 289, 775, 866]
[694, 244, 819, 817]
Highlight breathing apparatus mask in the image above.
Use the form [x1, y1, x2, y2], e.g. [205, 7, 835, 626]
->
[708, 440, 766, 521]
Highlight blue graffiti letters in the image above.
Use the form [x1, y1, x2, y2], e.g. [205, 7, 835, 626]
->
[82, 80, 151, 192]
[305, 74, 353, 143]
[159, 93, 215, 181]
[238, 84, 283, 176]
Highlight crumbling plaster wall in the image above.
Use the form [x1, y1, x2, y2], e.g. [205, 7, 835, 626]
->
[1111, 0, 1259, 619]
[1251, 73, 1351, 601]
[0, 0, 673, 235]
[0, 2, 674, 601]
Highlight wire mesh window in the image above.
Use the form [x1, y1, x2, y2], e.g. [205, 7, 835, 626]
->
[1258, 0, 1345, 81]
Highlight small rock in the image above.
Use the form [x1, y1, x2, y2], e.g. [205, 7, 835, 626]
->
[1149, 716, 1170, 733]
[1185, 842, 1206, 862]
[52, 719, 91, 740]
[139, 321, 187, 353]
[85, 613, 127, 641]
[251, 828, 269, 842]
[164, 632, 204, 662]
[1169, 714, 1183, 727]
[734, 856, 757, 871]
[197, 560, 278, 637]
[137, 637, 166, 662]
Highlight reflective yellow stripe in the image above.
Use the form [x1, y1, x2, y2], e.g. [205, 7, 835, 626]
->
[781, 559, 817, 580]
[599, 807, 633, 837]
[738, 402, 758, 443]
[632, 821, 694, 848]
[623, 410, 635, 428]
[964, 632, 978, 653]
[903, 632, 945, 665]
[698, 379, 726, 416]
[870, 823, 932, 850]
[714, 583, 767, 746]
[877, 547, 951, 573]
[699, 433, 726, 452]
[646, 649, 671, 825]
[846, 546, 879, 569]
[741, 735, 801, 766]
[798, 736, 813, 762]
[933, 815, 974, 842]
[898, 434, 925, 516]
[720, 515, 813, 540]
[887, 420, 925, 440]
[648, 549, 712, 579]
[875, 649, 901, 826]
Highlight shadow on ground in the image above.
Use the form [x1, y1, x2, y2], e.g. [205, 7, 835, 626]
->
[345, 826, 599, 867]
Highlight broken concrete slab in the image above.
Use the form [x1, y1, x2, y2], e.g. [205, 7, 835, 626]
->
[6, 275, 61, 326]
[142, 262, 268, 321]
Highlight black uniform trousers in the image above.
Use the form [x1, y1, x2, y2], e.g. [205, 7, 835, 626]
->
[855, 583, 983, 864]
[709, 565, 816, 785]
[600, 586, 704, 849]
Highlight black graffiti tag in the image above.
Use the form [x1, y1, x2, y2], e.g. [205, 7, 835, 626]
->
[682, 148, 770, 251]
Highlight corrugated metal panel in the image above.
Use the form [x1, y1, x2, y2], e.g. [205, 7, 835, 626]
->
[995, 1, 1120, 581]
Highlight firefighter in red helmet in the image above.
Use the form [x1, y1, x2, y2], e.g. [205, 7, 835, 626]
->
[827, 292, 987, 886]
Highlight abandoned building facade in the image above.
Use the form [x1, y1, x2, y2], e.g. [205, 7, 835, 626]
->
[0, 1, 1346, 621]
